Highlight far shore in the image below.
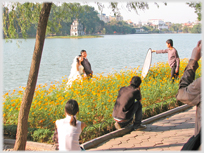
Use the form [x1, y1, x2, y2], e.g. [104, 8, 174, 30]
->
[46, 35, 104, 39]
[3, 33, 200, 40]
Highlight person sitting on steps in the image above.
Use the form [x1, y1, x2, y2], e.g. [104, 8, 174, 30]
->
[112, 76, 146, 131]
[52, 99, 86, 151]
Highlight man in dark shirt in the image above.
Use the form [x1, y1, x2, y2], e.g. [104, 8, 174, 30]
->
[112, 76, 146, 130]
[81, 50, 93, 78]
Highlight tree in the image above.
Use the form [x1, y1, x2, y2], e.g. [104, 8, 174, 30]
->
[153, 29, 160, 33]
[161, 28, 169, 33]
[104, 20, 135, 34]
[182, 26, 189, 33]
[186, 2, 201, 21]
[102, 28, 106, 34]
[169, 23, 182, 33]
[78, 5, 102, 34]
[141, 26, 151, 32]
[191, 24, 201, 33]
[13, 3, 52, 150]
[3, 2, 42, 39]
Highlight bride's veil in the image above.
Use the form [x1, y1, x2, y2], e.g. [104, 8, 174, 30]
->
[66, 55, 82, 89]
[69, 56, 79, 78]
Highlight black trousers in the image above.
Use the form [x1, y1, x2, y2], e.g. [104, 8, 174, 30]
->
[171, 65, 179, 82]
[118, 101, 142, 128]
[181, 130, 201, 150]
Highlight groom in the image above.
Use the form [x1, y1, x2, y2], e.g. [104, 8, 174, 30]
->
[81, 50, 93, 78]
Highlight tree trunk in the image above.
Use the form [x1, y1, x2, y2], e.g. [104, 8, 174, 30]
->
[13, 3, 52, 150]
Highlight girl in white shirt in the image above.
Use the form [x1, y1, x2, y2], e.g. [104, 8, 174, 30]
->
[53, 99, 86, 151]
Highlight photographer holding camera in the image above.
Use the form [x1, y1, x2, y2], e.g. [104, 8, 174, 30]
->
[176, 40, 201, 150]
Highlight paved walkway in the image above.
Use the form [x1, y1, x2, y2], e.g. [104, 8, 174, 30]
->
[87, 106, 196, 151]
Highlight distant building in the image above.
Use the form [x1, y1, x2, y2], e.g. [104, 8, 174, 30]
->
[126, 19, 133, 25]
[194, 20, 201, 25]
[137, 21, 143, 27]
[97, 13, 123, 23]
[165, 22, 171, 25]
[182, 22, 191, 28]
[136, 21, 148, 27]
[97, 13, 109, 23]
[109, 15, 116, 22]
[70, 19, 84, 36]
[135, 28, 145, 33]
[97, 13, 102, 20]
[181, 21, 200, 28]
[148, 19, 168, 30]
[116, 15, 123, 21]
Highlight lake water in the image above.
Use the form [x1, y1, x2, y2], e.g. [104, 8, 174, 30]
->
[2, 33, 201, 93]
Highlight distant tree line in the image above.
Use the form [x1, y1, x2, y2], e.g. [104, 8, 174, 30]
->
[3, 3, 105, 38]
[104, 20, 136, 34]
[3, 2, 201, 39]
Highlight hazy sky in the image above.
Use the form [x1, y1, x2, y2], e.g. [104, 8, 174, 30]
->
[85, 1, 198, 24]
[2, 1, 199, 24]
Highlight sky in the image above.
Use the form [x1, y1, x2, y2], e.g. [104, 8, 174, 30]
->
[2, 1, 199, 24]
[84, 1, 199, 24]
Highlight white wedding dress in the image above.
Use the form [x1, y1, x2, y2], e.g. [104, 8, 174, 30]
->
[66, 56, 84, 88]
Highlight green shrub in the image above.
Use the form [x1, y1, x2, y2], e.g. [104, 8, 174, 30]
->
[4, 124, 17, 138]
[27, 127, 38, 141]
[31, 128, 53, 142]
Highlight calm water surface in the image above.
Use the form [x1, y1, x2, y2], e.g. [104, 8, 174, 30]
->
[3, 33, 201, 93]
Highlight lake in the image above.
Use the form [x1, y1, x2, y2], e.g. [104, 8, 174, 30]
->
[2, 33, 201, 93]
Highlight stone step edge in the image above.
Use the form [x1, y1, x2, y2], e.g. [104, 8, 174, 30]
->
[82, 104, 191, 149]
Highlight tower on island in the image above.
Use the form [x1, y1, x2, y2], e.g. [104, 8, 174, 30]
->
[70, 19, 84, 36]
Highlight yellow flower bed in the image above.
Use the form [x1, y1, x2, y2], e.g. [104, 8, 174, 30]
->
[3, 58, 201, 131]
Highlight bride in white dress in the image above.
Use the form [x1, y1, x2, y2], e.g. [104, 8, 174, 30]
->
[66, 55, 85, 88]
